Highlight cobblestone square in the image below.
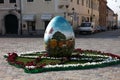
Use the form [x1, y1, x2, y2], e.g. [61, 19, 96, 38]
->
[0, 30, 120, 80]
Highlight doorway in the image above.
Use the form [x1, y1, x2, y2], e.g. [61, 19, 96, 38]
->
[4, 14, 18, 34]
[27, 21, 36, 32]
[44, 20, 50, 30]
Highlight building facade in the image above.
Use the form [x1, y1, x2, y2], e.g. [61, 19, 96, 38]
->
[107, 6, 115, 29]
[0, 0, 21, 35]
[99, 0, 107, 27]
[107, 6, 118, 30]
[113, 14, 118, 27]
[0, 0, 70, 35]
[68, 0, 99, 29]
[0, 0, 108, 35]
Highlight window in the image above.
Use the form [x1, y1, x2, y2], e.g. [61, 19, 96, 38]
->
[88, 10, 90, 14]
[27, 0, 34, 2]
[0, 0, 4, 3]
[89, 0, 91, 8]
[45, 0, 51, 1]
[86, 0, 89, 7]
[27, 21, 36, 32]
[9, 0, 16, 3]
[80, 23, 91, 27]
[82, 0, 84, 6]
[77, 0, 79, 5]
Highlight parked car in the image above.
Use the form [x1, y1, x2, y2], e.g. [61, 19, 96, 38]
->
[101, 26, 107, 31]
[112, 25, 118, 30]
[117, 26, 120, 29]
[96, 26, 102, 32]
[78, 22, 96, 34]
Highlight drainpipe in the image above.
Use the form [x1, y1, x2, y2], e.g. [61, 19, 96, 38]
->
[20, 0, 23, 35]
[91, 0, 93, 22]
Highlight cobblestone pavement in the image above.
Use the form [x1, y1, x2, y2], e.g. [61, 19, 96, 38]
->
[0, 30, 120, 80]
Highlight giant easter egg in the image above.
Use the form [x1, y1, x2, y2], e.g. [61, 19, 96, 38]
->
[44, 16, 75, 57]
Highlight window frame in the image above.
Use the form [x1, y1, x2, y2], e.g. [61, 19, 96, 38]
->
[9, 0, 16, 3]
[0, 0, 4, 3]
[27, 0, 34, 2]
[44, 0, 51, 1]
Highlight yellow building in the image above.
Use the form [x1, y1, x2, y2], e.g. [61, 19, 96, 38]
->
[68, 0, 99, 29]
[99, 0, 107, 27]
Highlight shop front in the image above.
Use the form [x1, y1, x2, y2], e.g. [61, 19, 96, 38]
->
[41, 13, 53, 30]
[22, 14, 36, 35]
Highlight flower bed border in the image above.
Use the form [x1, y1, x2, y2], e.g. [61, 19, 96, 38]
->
[4, 48, 120, 74]
[24, 61, 120, 73]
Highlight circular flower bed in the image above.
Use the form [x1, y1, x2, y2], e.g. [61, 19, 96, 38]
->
[4, 48, 120, 73]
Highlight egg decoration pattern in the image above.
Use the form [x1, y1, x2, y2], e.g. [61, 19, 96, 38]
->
[44, 16, 75, 57]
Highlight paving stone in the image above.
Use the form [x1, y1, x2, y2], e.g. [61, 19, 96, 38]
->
[3, 77, 13, 80]
[0, 30, 120, 80]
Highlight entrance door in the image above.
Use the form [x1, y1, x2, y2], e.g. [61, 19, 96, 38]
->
[5, 14, 18, 34]
[44, 21, 50, 30]
[27, 21, 36, 33]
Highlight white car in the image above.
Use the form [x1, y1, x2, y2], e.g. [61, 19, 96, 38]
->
[78, 22, 96, 34]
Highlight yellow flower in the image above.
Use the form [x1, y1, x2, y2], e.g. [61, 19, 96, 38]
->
[49, 39, 57, 48]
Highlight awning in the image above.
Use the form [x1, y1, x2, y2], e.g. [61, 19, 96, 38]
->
[41, 14, 53, 20]
[23, 14, 35, 21]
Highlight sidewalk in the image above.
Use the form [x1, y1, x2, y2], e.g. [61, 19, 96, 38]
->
[0, 34, 44, 38]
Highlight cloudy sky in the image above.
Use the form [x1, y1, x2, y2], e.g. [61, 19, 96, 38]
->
[107, 0, 120, 20]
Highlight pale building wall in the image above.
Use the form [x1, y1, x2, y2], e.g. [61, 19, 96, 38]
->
[21, 0, 70, 35]
[0, 11, 8, 35]
[0, 0, 20, 9]
[107, 8, 114, 28]
[0, 0, 99, 35]
[0, 0, 21, 35]
[0, 0, 69, 35]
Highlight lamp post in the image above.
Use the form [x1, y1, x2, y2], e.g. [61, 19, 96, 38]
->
[64, 12, 66, 18]
[72, 8, 75, 25]
[20, 0, 22, 35]
[64, 5, 69, 19]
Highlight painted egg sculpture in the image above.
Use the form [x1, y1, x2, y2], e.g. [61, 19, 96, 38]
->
[44, 16, 75, 57]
